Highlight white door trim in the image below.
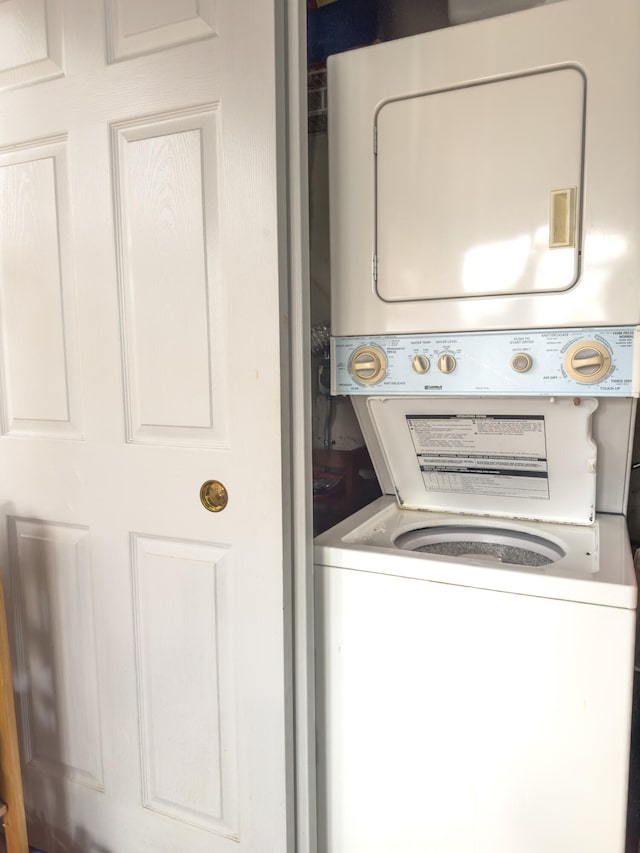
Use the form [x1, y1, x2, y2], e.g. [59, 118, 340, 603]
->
[279, 0, 316, 851]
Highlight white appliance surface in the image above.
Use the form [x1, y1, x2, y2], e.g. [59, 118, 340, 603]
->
[353, 394, 636, 516]
[315, 496, 636, 608]
[448, 0, 562, 23]
[356, 395, 599, 524]
[332, 326, 639, 398]
[376, 67, 584, 301]
[328, 0, 640, 335]
[314, 496, 637, 853]
[323, 4, 639, 849]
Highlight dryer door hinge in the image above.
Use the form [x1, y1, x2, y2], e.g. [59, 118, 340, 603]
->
[372, 254, 378, 282]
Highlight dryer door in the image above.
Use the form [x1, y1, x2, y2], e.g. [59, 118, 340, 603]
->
[376, 68, 584, 302]
[328, 0, 640, 335]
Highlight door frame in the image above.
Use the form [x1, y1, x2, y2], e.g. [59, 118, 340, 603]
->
[279, 1, 316, 851]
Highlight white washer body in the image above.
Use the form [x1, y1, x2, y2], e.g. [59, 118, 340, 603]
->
[314, 497, 637, 853]
[329, 0, 640, 336]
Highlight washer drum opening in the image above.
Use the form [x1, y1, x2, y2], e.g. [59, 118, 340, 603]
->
[393, 525, 566, 567]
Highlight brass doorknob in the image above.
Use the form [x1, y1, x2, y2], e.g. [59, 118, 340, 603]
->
[200, 480, 228, 512]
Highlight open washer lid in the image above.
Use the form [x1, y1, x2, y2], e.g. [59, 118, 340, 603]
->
[361, 396, 598, 525]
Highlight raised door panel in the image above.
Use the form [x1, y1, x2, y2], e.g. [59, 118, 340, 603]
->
[132, 535, 238, 839]
[9, 519, 103, 791]
[112, 107, 227, 448]
[0, 138, 83, 438]
[107, 0, 217, 62]
[0, 0, 63, 90]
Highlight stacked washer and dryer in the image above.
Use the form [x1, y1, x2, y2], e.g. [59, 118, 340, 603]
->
[314, 1, 640, 851]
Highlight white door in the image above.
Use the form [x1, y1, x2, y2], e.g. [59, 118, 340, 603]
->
[0, 2, 295, 851]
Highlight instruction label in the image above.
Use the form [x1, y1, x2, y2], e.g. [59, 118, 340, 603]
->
[406, 414, 549, 499]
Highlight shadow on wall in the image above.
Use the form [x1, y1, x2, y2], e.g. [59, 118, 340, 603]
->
[28, 824, 112, 853]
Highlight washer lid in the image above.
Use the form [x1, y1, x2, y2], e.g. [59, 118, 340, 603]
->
[363, 396, 598, 524]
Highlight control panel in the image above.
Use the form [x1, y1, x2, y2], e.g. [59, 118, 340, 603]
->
[331, 326, 638, 397]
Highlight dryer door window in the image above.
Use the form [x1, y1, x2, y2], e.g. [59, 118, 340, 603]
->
[375, 67, 584, 302]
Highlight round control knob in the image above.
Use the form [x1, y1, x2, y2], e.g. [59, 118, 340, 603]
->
[511, 352, 533, 373]
[350, 345, 388, 385]
[411, 355, 430, 374]
[564, 340, 611, 384]
[437, 353, 457, 374]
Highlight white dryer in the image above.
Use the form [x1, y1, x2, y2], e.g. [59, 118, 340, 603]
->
[314, 393, 637, 853]
[328, 0, 640, 336]
[319, 2, 640, 849]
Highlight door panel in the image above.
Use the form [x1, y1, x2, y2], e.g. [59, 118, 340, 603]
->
[113, 107, 227, 447]
[0, 1, 290, 851]
[132, 534, 237, 839]
[0, 0, 63, 90]
[9, 519, 103, 791]
[0, 140, 83, 439]
[106, 0, 217, 62]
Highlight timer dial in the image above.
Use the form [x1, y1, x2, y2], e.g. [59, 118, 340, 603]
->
[564, 340, 611, 383]
[350, 345, 388, 385]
